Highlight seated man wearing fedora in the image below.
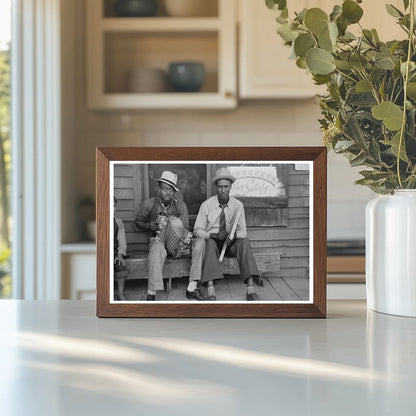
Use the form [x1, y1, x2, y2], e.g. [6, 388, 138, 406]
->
[188, 167, 261, 301]
[135, 171, 189, 301]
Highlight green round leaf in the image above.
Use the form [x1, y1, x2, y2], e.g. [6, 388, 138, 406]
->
[406, 82, 416, 99]
[328, 21, 338, 44]
[336, 15, 348, 36]
[330, 5, 342, 22]
[305, 48, 336, 75]
[296, 8, 307, 23]
[313, 74, 332, 85]
[385, 4, 404, 18]
[389, 132, 408, 162]
[294, 33, 316, 58]
[318, 28, 334, 52]
[296, 57, 308, 69]
[350, 54, 368, 70]
[339, 31, 356, 43]
[304, 8, 329, 35]
[371, 29, 380, 42]
[277, 23, 298, 43]
[333, 60, 352, 70]
[356, 80, 372, 92]
[266, 0, 287, 11]
[371, 101, 404, 131]
[401, 61, 416, 76]
[316, 23, 338, 53]
[342, 0, 364, 24]
[375, 56, 395, 70]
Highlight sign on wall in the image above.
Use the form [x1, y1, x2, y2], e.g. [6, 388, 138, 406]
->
[228, 166, 286, 197]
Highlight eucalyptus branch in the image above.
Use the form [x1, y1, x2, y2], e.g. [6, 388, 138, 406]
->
[359, 23, 378, 49]
[267, 0, 416, 193]
[398, 24, 410, 35]
[358, 69, 381, 105]
[355, 37, 363, 54]
[334, 68, 359, 84]
[397, 0, 415, 188]
[390, 79, 398, 101]
[393, 85, 404, 104]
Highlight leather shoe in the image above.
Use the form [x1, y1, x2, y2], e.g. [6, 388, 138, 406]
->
[146, 293, 156, 301]
[186, 288, 204, 301]
[254, 276, 264, 287]
[205, 295, 217, 301]
[246, 292, 260, 301]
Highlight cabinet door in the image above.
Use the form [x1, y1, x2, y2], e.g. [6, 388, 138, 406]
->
[239, 0, 404, 99]
[62, 253, 96, 300]
[239, 0, 326, 99]
[86, 0, 237, 109]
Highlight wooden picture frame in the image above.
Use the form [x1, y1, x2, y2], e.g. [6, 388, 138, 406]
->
[97, 147, 327, 318]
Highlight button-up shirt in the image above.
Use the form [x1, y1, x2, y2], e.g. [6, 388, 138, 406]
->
[193, 196, 247, 239]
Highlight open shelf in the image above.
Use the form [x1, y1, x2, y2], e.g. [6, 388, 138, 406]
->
[101, 17, 221, 31]
[104, 31, 218, 94]
[103, 0, 219, 18]
[86, 0, 236, 109]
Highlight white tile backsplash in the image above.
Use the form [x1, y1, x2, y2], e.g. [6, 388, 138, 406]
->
[328, 199, 369, 240]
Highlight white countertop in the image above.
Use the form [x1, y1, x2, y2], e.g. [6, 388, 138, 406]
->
[0, 300, 415, 415]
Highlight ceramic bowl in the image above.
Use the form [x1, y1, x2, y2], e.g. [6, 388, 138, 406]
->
[114, 0, 158, 17]
[168, 61, 205, 92]
[128, 68, 167, 93]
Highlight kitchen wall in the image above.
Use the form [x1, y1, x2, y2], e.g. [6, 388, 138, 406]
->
[61, 0, 375, 243]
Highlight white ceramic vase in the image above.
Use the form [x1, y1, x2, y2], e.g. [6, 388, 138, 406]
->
[366, 190, 416, 317]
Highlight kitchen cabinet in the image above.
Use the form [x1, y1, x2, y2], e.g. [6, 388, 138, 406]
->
[86, 0, 237, 109]
[327, 256, 365, 283]
[238, 0, 325, 99]
[238, 0, 404, 99]
[61, 244, 96, 300]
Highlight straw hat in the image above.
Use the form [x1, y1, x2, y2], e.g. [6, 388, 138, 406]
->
[156, 171, 179, 192]
[211, 167, 236, 184]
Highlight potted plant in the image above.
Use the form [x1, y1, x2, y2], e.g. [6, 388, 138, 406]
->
[266, 0, 416, 316]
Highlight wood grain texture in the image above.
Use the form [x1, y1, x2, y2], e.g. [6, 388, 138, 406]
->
[327, 256, 365, 274]
[313, 148, 327, 318]
[96, 147, 327, 318]
[96, 148, 110, 317]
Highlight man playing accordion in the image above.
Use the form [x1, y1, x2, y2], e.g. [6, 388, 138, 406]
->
[135, 171, 190, 301]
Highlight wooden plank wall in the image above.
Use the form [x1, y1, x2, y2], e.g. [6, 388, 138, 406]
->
[114, 163, 309, 280]
[114, 164, 149, 253]
[250, 165, 309, 279]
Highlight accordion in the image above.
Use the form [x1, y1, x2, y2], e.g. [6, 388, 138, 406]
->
[156, 215, 192, 259]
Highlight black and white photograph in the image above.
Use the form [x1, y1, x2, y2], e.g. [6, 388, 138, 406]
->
[110, 161, 313, 303]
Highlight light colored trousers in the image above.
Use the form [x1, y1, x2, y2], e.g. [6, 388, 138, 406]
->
[147, 237, 205, 291]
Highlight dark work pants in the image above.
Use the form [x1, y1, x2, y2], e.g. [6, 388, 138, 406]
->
[200, 238, 260, 284]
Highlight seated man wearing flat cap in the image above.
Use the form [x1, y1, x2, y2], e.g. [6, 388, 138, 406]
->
[135, 171, 189, 301]
[188, 167, 261, 301]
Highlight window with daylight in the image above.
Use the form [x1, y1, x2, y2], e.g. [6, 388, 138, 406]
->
[0, 0, 11, 298]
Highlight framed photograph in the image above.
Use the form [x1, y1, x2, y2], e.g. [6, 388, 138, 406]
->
[96, 147, 327, 318]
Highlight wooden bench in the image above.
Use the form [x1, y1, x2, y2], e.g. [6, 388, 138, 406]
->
[126, 252, 282, 292]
